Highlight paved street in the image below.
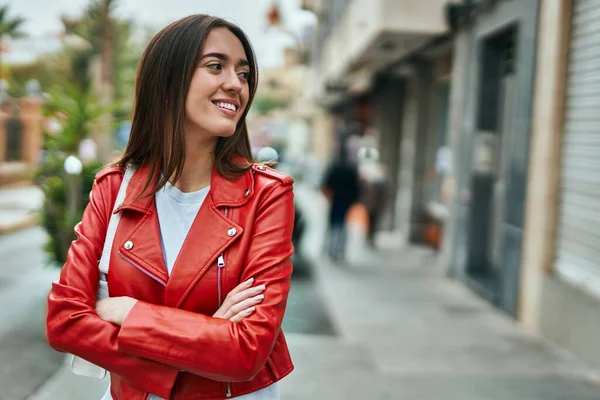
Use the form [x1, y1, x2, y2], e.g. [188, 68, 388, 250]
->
[293, 184, 600, 400]
[283, 274, 337, 337]
[0, 228, 62, 400]
[0, 186, 43, 234]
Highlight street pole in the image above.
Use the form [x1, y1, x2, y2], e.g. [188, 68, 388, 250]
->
[64, 154, 83, 231]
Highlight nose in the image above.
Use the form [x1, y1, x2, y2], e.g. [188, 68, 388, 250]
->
[222, 68, 243, 94]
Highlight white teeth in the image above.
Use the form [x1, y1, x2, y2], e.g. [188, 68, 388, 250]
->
[216, 102, 237, 112]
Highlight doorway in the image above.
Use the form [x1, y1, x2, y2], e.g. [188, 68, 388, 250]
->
[466, 26, 518, 301]
[5, 116, 24, 162]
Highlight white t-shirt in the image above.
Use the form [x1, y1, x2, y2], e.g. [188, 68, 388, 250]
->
[101, 181, 279, 400]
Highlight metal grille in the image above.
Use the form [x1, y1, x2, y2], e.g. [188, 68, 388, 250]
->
[557, 0, 600, 297]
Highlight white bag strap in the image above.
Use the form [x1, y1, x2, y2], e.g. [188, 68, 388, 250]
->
[71, 164, 136, 379]
[96, 165, 136, 298]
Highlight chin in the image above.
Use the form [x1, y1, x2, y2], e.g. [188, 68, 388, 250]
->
[212, 122, 239, 138]
[213, 126, 237, 138]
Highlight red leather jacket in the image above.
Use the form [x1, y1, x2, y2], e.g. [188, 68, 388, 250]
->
[46, 163, 295, 399]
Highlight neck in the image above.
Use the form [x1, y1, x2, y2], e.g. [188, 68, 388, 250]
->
[172, 134, 217, 193]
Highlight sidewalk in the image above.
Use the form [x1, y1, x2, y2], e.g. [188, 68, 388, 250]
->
[291, 184, 600, 399]
[0, 185, 43, 234]
[28, 184, 600, 400]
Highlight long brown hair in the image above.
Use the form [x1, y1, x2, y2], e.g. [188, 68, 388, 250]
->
[118, 14, 258, 195]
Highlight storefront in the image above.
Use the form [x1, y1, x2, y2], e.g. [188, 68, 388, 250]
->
[448, 0, 539, 316]
[420, 49, 453, 250]
[371, 41, 453, 244]
[554, 0, 600, 297]
[522, 0, 600, 366]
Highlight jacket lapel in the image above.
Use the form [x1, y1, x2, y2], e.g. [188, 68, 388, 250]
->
[120, 207, 169, 287]
[164, 197, 243, 307]
[114, 164, 169, 286]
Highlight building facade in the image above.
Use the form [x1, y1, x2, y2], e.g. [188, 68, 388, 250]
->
[305, 0, 600, 371]
[302, 0, 451, 231]
[521, 0, 600, 367]
[0, 95, 44, 186]
[442, 0, 540, 318]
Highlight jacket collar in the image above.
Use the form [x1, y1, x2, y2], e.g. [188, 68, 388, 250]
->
[115, 162, 255, 214]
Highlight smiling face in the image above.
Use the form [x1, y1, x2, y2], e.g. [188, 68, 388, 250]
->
[184, 27, 251, 140]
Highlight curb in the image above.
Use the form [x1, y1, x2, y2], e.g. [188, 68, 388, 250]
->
[293, 183, 348, 339]
[306, 252, 347, 339]
[0, 213, 41, 235]
[27, 357, 109, 400]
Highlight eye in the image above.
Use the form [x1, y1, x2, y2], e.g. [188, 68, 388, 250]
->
[207, 63, 222, 71]
[238, 71, 249, 80]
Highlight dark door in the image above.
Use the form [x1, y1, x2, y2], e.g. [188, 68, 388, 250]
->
[467, 26, 518, 300]
[5, 117, 23, 162]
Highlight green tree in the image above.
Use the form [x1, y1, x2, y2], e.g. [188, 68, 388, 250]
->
[61, 0, 119, 91]
[36, 84, 107, 265]
[7, 54, 70, 97]
[0, 5, 27, 80]
[44, 83, 108, 153]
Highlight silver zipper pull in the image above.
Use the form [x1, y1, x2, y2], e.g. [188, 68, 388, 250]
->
[217, 254, 225, 267]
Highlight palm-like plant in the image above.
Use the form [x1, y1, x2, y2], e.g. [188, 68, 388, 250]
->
[62, 0, 118, 87]
[44, 83, 107, 153]
[0, 5, 27, 80]
[36, 83, 108, 264]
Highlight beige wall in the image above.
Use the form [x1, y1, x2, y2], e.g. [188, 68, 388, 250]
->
[319, 0, 448, 87]
[19, 97, 44, 165]
[519, 0, 572, 331]
[0, 96, 44, 166]
[310, 111, 335, 165]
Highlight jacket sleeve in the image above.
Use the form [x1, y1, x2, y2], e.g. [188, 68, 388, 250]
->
[46, 175, 179, 399]
[116, 182, 295, 382]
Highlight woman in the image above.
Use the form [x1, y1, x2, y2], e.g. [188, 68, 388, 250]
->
[46, 15, 295, 400]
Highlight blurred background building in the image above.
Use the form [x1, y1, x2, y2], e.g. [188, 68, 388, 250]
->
[297, 0, 600, 369]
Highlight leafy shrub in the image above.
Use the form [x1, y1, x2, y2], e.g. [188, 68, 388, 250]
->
[35, 152, 103, 265]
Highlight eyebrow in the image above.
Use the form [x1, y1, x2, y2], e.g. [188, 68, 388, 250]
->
[200, 52, 249, 68]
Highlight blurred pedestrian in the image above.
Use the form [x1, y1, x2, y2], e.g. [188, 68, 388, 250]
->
[322, 145, 361, 262]
[46, 14, 294, 400]
[357, 146, 388, 248]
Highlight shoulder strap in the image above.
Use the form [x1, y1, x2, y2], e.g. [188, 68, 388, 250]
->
[70, 165, 137, 379]
[97, 165, 136, 277]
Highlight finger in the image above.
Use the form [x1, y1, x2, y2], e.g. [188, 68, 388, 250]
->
[222, 294, 264, 320]
[221, 279, 255, 309]
[221, 283, 264, 317]
[229, 307, 256, 323]
[228, 284, 266, 305]
[227, 278, 254, 298]
[226, 294, 264, 318]
[225, 281, 261, 304]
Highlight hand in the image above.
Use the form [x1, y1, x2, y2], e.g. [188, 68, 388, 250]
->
[213, 278, 266, 323]
[96, 296, 138, 326]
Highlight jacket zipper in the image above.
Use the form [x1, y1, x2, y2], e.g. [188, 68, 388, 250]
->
[217, 207, 229, 308]
[131, 207, 234, 399]
[217, 207, 232, 398]
[119, 253, 164, 400]
[118, 251, 167, 286]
